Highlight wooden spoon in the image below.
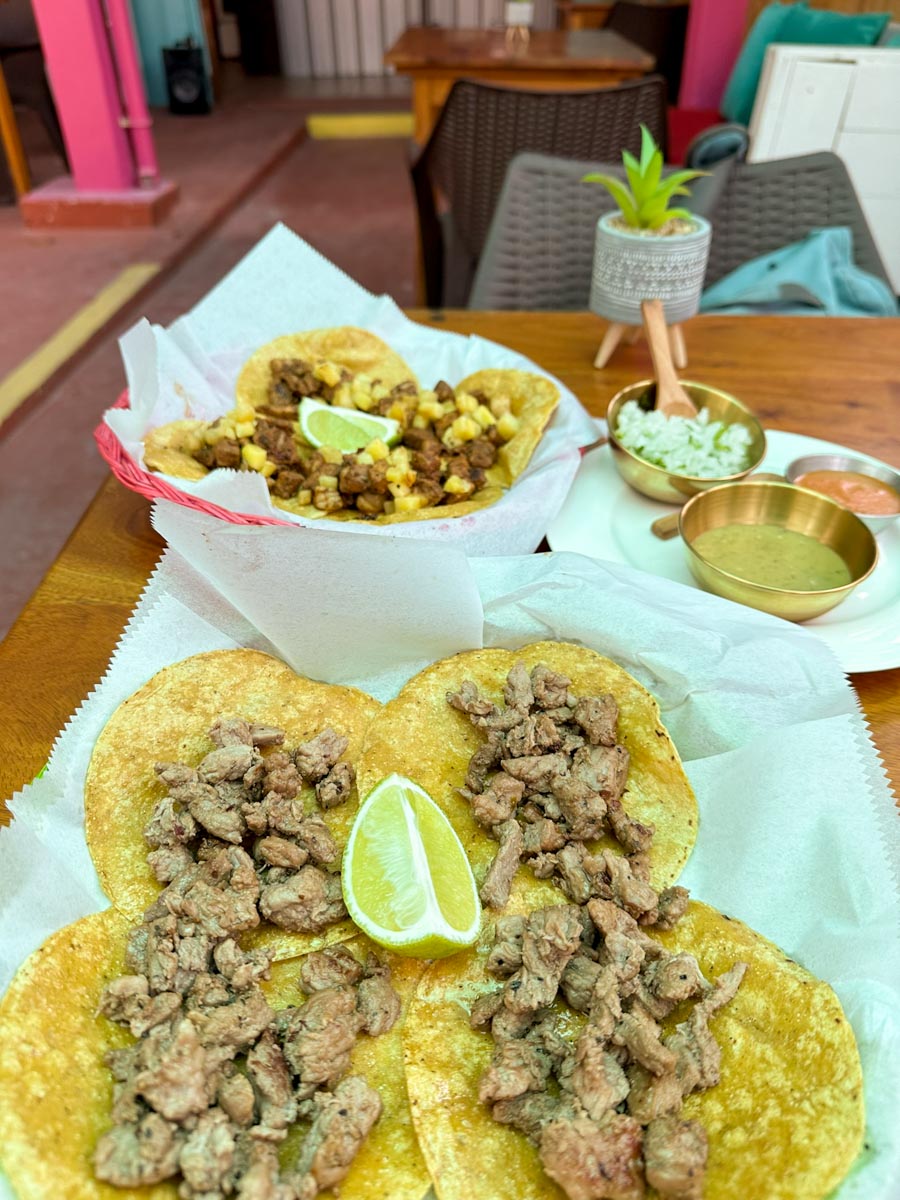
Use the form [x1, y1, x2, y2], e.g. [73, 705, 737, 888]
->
[641, 299, 698, 420]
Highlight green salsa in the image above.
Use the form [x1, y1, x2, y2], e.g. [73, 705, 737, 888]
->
[692, 523, 852, 591]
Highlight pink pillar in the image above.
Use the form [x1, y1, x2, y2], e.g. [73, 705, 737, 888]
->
[679, 0, 751, 111]
[30, 0, 135, 191]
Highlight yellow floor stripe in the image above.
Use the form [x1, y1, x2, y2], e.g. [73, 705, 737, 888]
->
[306, 112, 414, 139]
[0, 261, 160, 425]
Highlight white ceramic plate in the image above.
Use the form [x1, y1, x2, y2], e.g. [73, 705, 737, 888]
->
[547, 428, 900, 673]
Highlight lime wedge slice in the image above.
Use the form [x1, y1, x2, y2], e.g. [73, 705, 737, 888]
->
[342, 773, 482, 958]
[298, 397, 400, 452]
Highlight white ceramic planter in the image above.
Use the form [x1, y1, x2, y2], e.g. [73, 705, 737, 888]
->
[590, 211, 712, 326]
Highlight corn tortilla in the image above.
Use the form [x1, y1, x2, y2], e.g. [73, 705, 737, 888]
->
[84, 650, 381, 962]
[356, 641, 698, 908]
[402, 901, 864, 1200]
[235, 328, 418, 410]
[0, 912, 428, 1200]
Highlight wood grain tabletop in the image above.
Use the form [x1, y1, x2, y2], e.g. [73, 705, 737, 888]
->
[384, 26, 654, 71]
[1, 312, 898, 815]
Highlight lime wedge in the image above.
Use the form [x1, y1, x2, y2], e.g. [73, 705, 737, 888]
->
[342, 773, 481, 958]
[298, 397, 400, 451]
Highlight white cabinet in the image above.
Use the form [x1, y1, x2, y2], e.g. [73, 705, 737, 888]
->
[749, 44, 900, 292]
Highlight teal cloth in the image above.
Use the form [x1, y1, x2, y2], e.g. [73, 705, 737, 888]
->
[700, 228, 899, 317]
[720, 2, 890, 126]
[884, 33, 900, 46]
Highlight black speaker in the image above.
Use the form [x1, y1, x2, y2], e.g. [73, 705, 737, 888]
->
[162, 40, 211, 115]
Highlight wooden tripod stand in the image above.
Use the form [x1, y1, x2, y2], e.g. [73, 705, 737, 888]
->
[594, 320, 688, 369]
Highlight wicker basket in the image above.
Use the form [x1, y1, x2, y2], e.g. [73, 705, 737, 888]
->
[93, 394, 292, 528]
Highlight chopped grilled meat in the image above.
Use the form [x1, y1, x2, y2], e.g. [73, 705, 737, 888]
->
[560, 954, 603, 1013]
[506, 713, 564, 758]
[566, 1027, 630, 1120]
[625, 1062, 685, 1124]
[479, 1038, 553, 1103]
[315, 761, 355, 809]
[259, 865, 346, 933]
[218, 1072, 256, 1127]
[504, 662, 534, 711]
[505, 905, 582, 1014]
[214, 439, 242, 469]
[480, 819, 524, 909]
[145, 789, 198, 848]
[470, 774, 525, 828]
[148, 844, 195, 884]
[492, 1092, 580, 1144]
[552, 776, 608, 841]
[94, 1111, 183, 1187]
[530, 665, 572, 710]
[570, 744, 630, 804]
[246, 1031, 297, 1133]
[281, 988, 362, 1088]
[292, 1076, 382, 1199]
[254, 836, 308, 870]
[501, 753, 569, 795]
[606, 796, 654, 855]
[270, 468, 306, 499]
[465, 437, 497, 468]
[263, 752, 304, 799]
[356, 969, 402, 1036]
[555, 842, 594, 905]
[294, 729, 349, 783]
[356, 490, 386, 516]
[487, 915, 525, 977]
[299, 945, 364, 993]
[199, 744, 255, 785]
[339, 460, 370, 494]
[522, 818, 567, 857]
[294, 816, 337, 865]
[470, 990, 505, 1029]
[571, 695, 618, 747]
[540, 1114, 645, 1200]
[656, 887, 690, 931]
[600, 853, 660, 923]
[447, 680, 496, 718]
[178, 1108, 237, 1195]
[667, 963, 748, 1095]
[613, 1012, 677, 1077]
[465, 731, 506, 793]
[643, 1116, 708, 1200]
[190, 985, 274, 1051]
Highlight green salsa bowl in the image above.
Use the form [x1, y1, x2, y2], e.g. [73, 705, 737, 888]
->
[678, 480, 878, 622]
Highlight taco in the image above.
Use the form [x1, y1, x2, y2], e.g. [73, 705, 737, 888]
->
[356, 641, 699, 917]
[0, 909, 428, 1200]
[84, 650, 381, 962]
[143, 327, 560, 526]
[402, 900, 864, 1200]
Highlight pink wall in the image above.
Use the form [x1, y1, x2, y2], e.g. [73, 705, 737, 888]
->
[31, 0, 135, 190]
[679, 0, 752, 110]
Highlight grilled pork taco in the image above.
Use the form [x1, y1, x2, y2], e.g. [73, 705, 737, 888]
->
[402, 900, 864, 1200]
[357, 641, 699, 913]
[0, 911, 429, 1200]
[84, 650, 381, 962]
[143, 328, 559, 525]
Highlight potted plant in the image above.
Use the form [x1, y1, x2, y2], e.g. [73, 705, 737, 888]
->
[585, 127, 710, 333]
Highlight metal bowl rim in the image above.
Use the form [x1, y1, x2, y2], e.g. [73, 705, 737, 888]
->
[606, 379, 767, 486]
[784, 453, 900, 492]
[678, 479, 879, 596]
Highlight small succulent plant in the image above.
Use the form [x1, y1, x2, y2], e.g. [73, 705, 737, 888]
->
[584, 125, 706, 231]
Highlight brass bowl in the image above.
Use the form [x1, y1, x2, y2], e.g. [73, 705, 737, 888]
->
[679, 480, 878, 622]
[606, 380, 767, 504]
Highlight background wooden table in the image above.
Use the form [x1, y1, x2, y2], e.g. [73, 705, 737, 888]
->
[384, 27, 654, 144]
[1, 312, 898, 815]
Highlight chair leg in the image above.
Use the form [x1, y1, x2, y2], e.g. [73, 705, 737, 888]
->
[594, 322, 629, 368]
[625, 325, 642, 345]
[0, 61, 30, 197]
[669, 323, 688, 369]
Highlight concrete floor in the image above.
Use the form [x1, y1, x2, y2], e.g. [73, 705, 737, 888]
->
[0, 71, 418, 639]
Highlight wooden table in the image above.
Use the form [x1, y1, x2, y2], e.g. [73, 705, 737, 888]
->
[1, 313, 898, 816]
[384, 26, 654, 145]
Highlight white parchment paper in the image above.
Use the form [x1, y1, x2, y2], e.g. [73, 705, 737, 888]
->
[103, 225, 597, 555]
[2, 543, 899, 1198]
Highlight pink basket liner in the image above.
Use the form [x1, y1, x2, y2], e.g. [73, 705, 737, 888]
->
[93, 392, 292, 527]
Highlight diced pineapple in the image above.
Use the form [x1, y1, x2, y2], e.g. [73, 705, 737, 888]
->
[383, 499, 396, 514]
[371, 383, 390, 402]
[417, 399, 444, 423]
[497, 412, 520, 441]
[387, 401, 408, 423]
[450, 415, 480, 443]
[441, 430, 462, 450]
[388, 446, 411, 470]
[234, 420, 256, 439]
[356, 452, 375, 466]
[366, 438, 389, 461]
[260, 461, 276, 478]
[356, 373, 372, 388]
[489, 394, 512, 418]
[318, 474, 339, 489]
[331, 383, 354, 409]
[474, 405, 494, 430]
[388, 481, 411, 498]
[395, 494, 429, 512]
[455, 392, 478, 414]
[320, 446, 344, 465]
[351, 387, 375, 412]
[296, 488, 312, 505]
[412, 415, 428, 429]
[204, 423, 224, 445]
[418, 388, 437, 407]
[444, 474, 475, 496]
[183, 432, 203, 454]
[241, 444, 268, 471]
[441, 400, 457, 415]
[221, 423, 237, 440]
[315, 361, 342, 387]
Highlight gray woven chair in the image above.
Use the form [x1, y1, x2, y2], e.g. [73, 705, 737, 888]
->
[469, 149, 891, 309]
[411, 75, 668, 308]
